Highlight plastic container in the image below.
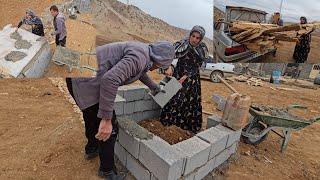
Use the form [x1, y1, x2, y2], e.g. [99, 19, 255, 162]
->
[222, 93, 251, 130]
[272, 71, 281, 85]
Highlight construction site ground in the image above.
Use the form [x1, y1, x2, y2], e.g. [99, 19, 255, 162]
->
[0, 74, 319, 180]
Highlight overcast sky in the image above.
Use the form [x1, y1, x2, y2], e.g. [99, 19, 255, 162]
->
[215, 0, 320, 22]
[117, 0, 213, 39]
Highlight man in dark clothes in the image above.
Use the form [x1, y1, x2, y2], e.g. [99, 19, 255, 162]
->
[66, 41, 174, 179]
[50, 5, 67, 47]
[293, 16, 312, 63]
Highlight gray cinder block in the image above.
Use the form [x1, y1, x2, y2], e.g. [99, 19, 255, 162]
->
[194, 157, 216, 180]
[135, 99, 154, 112]
[119, 85, 148, 102]
[212, 94, 226, 111]
[150, 77, 182, 108]
[206, 115, 222, 128]
[124, 101, 135, 115]
[173, 136, 211, 175]
[139, 136, 185, 180]
[118, 127, 140, 159]
[115, 142, 127, 166]
[126, 153, 151, 180]
[196, 126, 230, 159]
[114, 95, 125, 115]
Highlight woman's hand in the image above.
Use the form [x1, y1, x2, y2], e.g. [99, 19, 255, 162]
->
[95, 118, 113, 142]
[165, 66, 173, 76]
[179, 75, 188, 84]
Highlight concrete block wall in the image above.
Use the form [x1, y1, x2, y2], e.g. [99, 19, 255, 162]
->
[114, 85, 240, 180]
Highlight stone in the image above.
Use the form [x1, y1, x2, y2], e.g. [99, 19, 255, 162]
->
[114, 142, 127, 166]
[206, 115, 222, 128]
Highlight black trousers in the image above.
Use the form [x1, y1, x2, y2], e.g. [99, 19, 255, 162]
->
[56, 35, 67, 47]
[66, 78, 118, 172]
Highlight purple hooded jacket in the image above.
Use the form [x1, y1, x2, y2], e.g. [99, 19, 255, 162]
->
[53, 12, 67, 41]
[71, 41, 175, 119]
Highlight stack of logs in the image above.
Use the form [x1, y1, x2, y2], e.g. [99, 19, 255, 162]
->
[227, 21, 320, 53]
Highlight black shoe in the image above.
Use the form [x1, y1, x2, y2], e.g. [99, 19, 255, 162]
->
[97, 170, 126, 180]
[84, 150, 99, 160]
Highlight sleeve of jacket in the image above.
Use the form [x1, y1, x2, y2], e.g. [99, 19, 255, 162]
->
[139, 73, 158, 91]
[56, 17, 64, 40]
[97, 52, 144, 119]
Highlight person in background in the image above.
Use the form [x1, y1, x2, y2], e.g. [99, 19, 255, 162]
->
[50, 5, 67, 47]
[293, 16, 312, 63]
[66, 40, 175, 179]
[160, 25, 209, 133]
[17, 9, 44, 36]
[271, 12, 284, 26]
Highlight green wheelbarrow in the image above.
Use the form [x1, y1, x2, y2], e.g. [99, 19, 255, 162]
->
[241, 104, 320, 152]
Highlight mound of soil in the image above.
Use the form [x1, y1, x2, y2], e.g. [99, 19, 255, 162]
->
[138, 119, 193, 145]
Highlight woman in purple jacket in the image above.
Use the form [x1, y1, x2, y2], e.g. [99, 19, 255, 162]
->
[66, 40, 174, 179]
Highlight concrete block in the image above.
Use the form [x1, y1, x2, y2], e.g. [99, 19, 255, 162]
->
[152, 101, 161, 110]
[114, 142, 127, 166]
[150, 77, 182, 108]
[118, 127, 140, 159]
[194, 157, 216, 180]
[228, 142, 238, 155]
[226, 129, 242, 148]
[119, 85, 147, 102]
[139, 136, 185, 180]
[206, 115, 222, 128]
[173, 136, 211, 175]
[144, 92, 152, 100]
[126, 153, 151, 180]
[151, 174, 159, 180]
[214, 148, 232, 169]
[124, 101, 135, 115]
[114, 95, 125, 115]
[181, 172, 196, 180]
[212, 94, 226, 111]
[142, 110, 161, 120]
[135, 99, 154, 112]
[132, 112, 144, 122]
[196, 126, 229, 159]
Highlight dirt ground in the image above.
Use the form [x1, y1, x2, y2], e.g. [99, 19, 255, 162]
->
[0, 76, 319, 179]
[138, 119, 193, 145]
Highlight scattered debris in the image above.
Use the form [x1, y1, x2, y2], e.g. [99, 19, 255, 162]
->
[264, 156, 273, 164]
[4, 51, 27, 62]
[246, 77, 264, 87]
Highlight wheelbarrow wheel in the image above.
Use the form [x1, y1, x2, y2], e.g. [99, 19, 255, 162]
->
[242, 122, 268, 145]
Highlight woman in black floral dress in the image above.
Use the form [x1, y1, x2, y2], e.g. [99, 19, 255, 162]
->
[160, 26, 208, 133]
[293, 16, 312, 63]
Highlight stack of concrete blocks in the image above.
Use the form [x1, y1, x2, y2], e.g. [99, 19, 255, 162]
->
[114, 85, 241, 180]
[115, 85, 161, 121]
[0, 25, 51, 78]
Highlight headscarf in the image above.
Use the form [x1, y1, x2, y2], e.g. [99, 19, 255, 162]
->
[24, 9, 43, 25]
[189, 25, 206, 41]
[149, 41, 175, 68]
[174, 25, 208, 59]
[300, 16, 307, 24]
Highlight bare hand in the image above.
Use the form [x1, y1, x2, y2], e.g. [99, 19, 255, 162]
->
[179, 75, 188, 84]
[95, 119, 112, 142]
[165, 66, 173, 76]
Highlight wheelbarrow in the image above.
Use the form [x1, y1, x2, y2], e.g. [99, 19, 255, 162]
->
[241, 105, 320, 152]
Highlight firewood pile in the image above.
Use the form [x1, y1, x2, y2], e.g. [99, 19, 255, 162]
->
[228, 21, 320, 53]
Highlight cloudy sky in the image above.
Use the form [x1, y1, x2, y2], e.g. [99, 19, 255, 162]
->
[117, 0, 213, 39]
[215, 0, 320, 22]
